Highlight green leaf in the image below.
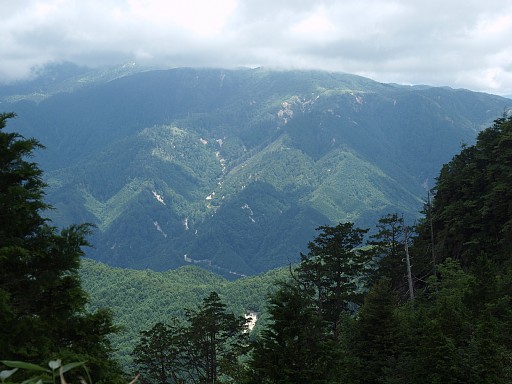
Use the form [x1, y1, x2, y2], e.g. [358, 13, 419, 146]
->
[48, 360, 61, 370]
[61, 361, 86, 374]
[1, 361, 50, 373]
[20, 379, 44, 384]
[0, 368, 18, 380]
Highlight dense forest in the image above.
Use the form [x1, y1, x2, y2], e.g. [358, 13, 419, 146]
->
[1, 111, 512, 383]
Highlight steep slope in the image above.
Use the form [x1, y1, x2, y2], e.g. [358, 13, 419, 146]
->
[2, 66, 510, 276]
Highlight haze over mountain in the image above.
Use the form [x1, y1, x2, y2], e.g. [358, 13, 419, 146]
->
[3, 1, 512, 97]
[2, 64, 510, 277]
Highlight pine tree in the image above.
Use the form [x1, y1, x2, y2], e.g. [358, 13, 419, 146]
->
[349, 279, 401, 384]
[0, 113, 122, 382]
[369, 215, 407, 291]
[132, 321, 186, 384]
[247, 282, 333, 384]
[183, 291, 249, 384]
[297, 222, 373, 340]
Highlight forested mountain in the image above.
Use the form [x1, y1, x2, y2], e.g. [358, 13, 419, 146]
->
[80, 258, 286, 368]
[2, 64, 510, 276]
[79, 116, 512, 383]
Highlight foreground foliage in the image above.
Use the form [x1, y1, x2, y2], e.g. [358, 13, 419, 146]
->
[0, 359, 91, 384]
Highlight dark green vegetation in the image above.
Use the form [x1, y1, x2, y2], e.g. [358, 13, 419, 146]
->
[132, 292, 249, 384]
[80, 258, 287, 368]
[0, 113, 123, 383]
[3, 64, 510, 276]
[127, 116, 512, 383]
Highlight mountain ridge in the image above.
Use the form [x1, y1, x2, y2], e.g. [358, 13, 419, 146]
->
[2, 65, 510, 277]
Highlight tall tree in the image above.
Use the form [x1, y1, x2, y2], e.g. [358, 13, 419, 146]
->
[0, 113, 122, 382]
[369, 213, 416, 302]
[132, 321, 187, 384]
[348, 279, 401, 384]
[248, 282, 333, 384]
[183, 291, 249, 384]
[369, 215, 406, 288]
[297, 222, 373, 340]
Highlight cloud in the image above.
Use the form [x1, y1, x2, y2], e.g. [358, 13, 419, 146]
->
[1, 0, 512, 95]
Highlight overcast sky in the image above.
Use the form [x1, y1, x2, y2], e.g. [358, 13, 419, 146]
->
[2, 0, 512, 96]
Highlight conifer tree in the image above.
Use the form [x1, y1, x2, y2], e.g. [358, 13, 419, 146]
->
[248, 282, 332, 384]
[132, 321, 186, 384]
[0, 113, 122, 382]
[297, 222, 373, 340]
[348, 279, 401, 384]
[369, 215, 406, 288]
[184, 291, 249, 384]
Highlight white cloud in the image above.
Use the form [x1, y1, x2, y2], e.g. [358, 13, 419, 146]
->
[287, 7, 337, 42]
[117, 0, 237, 37]
[1, 0, 512, 95]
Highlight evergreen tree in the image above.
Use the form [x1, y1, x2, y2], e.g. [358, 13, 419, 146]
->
[0, 113, 122, 382]
[369, 214, 409, 296]
[132, 321, 186, 384]
[297, 222, 373, 340]
[348, 279, 401, 384]
[248, 224, 375, 383]
[183, 291, 249, 384]
[247, 282, 333, 384]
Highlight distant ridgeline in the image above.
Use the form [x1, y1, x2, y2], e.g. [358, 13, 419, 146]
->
[2, 64, 510, 277]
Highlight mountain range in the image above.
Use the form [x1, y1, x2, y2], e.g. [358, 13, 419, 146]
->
[2, 63, 510, 277]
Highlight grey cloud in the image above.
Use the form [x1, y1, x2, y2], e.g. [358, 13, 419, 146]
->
[0, 0, 511, 95]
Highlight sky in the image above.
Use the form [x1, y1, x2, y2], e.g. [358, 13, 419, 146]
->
[2, 0, 512, 96]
